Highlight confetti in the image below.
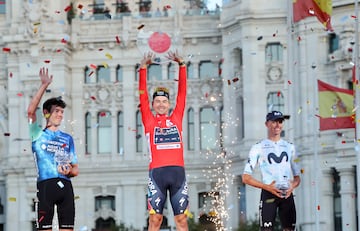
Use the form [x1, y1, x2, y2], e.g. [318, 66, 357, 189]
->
[55, 10, 61, 14]
[61, 38, 68, 44]
[62, 144, 67, 148]
[98, 48, 104, 51]
[288, 80, 292, 84]
[64, 5, 71, 12]
[9, 72, 13, 78]
[89, 64, 97, 69]
[2, 47, 11, 52]
[137, 24, 145, 30]
[115, 36, 121, 44]
[4, 133, 10, 136]
[44, 60, 51, 63]
[56, 49, 62, 53]
[165, 5, 172, 9]
[88, 71, 94, 76]
[74, 195, 80, 200]
[257, 36, 263, 40]
[300, 168, 304, 174]
[317, 205, 320, 210]
[105, 53, 113, 59]
[77, 4, 83, 9]
[99, 112, 107, 117]
[8, 197, 16, 202]
[17, 92, 23, 97]
[90, 96, 96, 100]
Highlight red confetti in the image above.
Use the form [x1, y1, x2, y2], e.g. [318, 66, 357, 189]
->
[90, 64, 97, 69]
[288, 80, 292, 84]
[64, 5, 71, 12]
[62, 143, 67, 148]
[98, 48, 104, 51]
[4, 133, 10, 136]
[277, 91, 281, 97]
[44, 60, 51, 63]
[232, 77, 239, 83]
[348, 48, 353, 52]
[55, 10, 61, 14]
[115, 36, 121, 44]
[17, 92, 23, 97]
[205, 93, 208, 98]
[88, 71, 94, 76]
[297, 36, 301, 41]
[99, 112, 107, 117]
[165, 5, 172, 9]
[227, 80, 231, 85]
[9, 72, 13, 78]
[351, 15, 357, 19]
[2, 47, 10, 52]
[56, 49, 62, 53]
[341, 140, 346, 144]
[90, 96, 96, 100]
[317, 205, 320, 210]
[273, 33, 276, 37]
[61, 38, 67, 44]
[218, 68, 222, 76]
[77, 4, 83, 9]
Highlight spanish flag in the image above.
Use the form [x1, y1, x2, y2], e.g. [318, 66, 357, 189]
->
[318, 80, 355, 131]
[293, 0, 333, 31]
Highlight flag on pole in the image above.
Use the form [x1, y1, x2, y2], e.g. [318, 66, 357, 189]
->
[293, 0, 333, 31]
[317, 80, 355, 130]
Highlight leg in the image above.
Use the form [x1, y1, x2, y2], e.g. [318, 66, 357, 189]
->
[57, 180, 75, 231]
[278, 194, 296, 231]
[259, 190, 278, 231]
[174, 214, 188, 231]
[149, 213, 163, 231]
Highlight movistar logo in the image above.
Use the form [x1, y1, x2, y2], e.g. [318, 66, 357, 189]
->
[268, 151, 288, 164]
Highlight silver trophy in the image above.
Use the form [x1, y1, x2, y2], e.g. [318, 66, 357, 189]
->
[276, 176, 290, 198]
[54, 150, 73, 173]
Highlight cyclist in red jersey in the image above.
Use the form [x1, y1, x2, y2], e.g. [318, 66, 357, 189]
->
[139, 51, 189, 231]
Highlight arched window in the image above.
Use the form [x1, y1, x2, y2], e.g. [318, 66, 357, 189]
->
[199, 61, 217, 79]
[265, 42, 283, 63]
[85, 112, 92, 154]
[187, 62, 194, 79]
[118, 111, 124, 155]
[136, 110, 143, 152]
[267, 91, 284, 113]
[187, 108, 195, 151]
[98, 111, 111, 154]
[84, 66, 93, 84]
[97, 65, 111, 83]
[200, 107, 216, 149]
[168, 62, 176, 80]
[148, 63, 162, 80]
[116, 65, 123, 82]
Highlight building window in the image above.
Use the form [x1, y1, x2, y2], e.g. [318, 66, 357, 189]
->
[98, 111, 111, 154]
[95, 218, 116, 230]
[267, 91, 284, 113]
[85, 112, 92, 154]
[95, 195, 115, 211]
[84, 66, 94, 84]
[148, 63, 162, 80]
[118, 111, 124, 155]
[135, 64, 140, 81]
[199, 61, 217, 79]
[97, 65, 110, 83]
[329, 33, 339, 53]
[187, 62, 194, 79]
[168, 62, 176, 80]
[198, 191, 219, 210]
[187, 108, 195, 151]
[332, 168, 341, 231]
[236, 96, 245, 139]
[265, 43, 283, 63]
[200, 107, 216, 149]
[136, 110, 143, 152]
[0, 1, 5, 14]
[116, 65, 123, 82]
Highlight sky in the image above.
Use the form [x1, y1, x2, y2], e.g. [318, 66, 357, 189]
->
[206, 0, 222, 10]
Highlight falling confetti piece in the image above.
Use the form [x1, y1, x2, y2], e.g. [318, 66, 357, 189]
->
[17, 92, 23, 97]
[232, 77, 239, 83]
[55, 10, 61, 14]
[99, 112, 107, 117]
[2, 47, 11, 52]
[351, 15, 357, 19]
[297, 36, 302, 41]
[90, 96, 96, 100]
[105, 53, 113, 59]
[8, 197, 16, 202]
[308, 8, 314, 15]
[44, 60, 51, 63]
[257, 36, 263, 40]
[102, 62, 109, 68]
[277, 91, 281, 97]
[4, 133, 10, 136]
[64, 5, 71, 12]
[9, 72, 13, 78]
[33, 27, 38, 34]
[61, 38, 67, 44]
[227, 80, 231, 85]
[89, 64, 97, 69]
[288, 80, 292, 84]
[341, 140, 346, 144]
[62, 143, 67, 148]
[98, 48, 104, 51]
[300, 168, 304, 174]
[74, 195, 80, 200]
[77, 4, 83, 9]
[137, 24, 145, 30]
[317, 205, 320, 210]
[56, 49, 62, 53]
[115, 36, 121, 44]
[88, 71, 94, 77]
[165, 5, 172, 9]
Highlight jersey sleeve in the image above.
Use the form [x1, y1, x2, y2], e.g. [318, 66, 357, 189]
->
[171, 66, 187, 120]
[243, 143, 260, 175]
[139, 67, 153, 127]
[29, 121, 42, 142]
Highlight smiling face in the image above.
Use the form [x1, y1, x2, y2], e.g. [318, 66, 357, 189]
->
[44, 105, 65, 130]
[152, 96, 170, 115]
[266, 119, 284, 140]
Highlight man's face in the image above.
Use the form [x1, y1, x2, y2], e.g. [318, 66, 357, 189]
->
[266, 119, 284, 136]
[152, 96, 170, 115]
[46, 105, 64, 127]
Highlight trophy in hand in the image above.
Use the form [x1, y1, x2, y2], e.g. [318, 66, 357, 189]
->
[54, 150, 73, 175]
[276, 176, 290, 198]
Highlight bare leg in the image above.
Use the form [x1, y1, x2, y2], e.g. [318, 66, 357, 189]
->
[149, 214, 163, 231]
[174, 214, 188, 231]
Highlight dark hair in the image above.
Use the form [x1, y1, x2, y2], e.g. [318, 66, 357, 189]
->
[43, 96, 66, 112]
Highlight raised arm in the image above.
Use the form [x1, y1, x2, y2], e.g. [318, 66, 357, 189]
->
[139, 52, 155, 123]
[27, 67, 53, 123]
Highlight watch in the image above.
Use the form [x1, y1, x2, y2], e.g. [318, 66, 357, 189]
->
[267, 66, 282, 81]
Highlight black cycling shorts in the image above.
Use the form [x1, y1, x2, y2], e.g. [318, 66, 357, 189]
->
[36, 178, 75, 230]
[259, 189, 296, 230]
[147, 166, 189, 215]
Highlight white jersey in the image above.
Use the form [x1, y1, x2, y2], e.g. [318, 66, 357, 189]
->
[243, 139, 301, 185]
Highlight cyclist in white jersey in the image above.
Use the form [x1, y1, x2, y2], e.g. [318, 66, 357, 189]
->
[242, 111, 301, 231]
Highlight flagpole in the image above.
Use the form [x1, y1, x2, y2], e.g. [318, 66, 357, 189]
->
[354, 0, 360, 230]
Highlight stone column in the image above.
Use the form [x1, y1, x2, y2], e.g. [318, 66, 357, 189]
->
[338, 166, 356, 230]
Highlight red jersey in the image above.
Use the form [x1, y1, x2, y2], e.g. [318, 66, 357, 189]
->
[139, 66, 187, 170]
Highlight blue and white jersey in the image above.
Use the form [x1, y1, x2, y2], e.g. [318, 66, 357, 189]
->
[243, 139, 301, 185]
[29, 122, 78, 182]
